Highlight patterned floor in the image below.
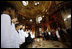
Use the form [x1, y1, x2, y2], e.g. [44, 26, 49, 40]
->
[27, 38, 68, 48]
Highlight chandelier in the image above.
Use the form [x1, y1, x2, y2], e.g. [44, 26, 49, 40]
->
[22, 1, 28, 6]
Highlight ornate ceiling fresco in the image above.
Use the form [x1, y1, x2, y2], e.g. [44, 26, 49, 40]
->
[8, 1, 52, 18]
[7, 1, 71, 27]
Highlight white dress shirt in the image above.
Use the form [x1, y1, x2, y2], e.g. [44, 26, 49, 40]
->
[18, 29, 26, 44]
[11, 23, 19, 48]
[30, 31, 35, 38]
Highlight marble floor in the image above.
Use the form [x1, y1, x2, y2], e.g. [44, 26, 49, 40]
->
[27, 38, 68, 48]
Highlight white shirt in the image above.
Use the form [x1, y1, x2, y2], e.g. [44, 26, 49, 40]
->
[31, 34, 35, 39]
[56, 30, 60, 38]
[11, 23, 19, 48]
[48, 32, 51, 35]
[30, 31, 35, 38]
[18, 29, 25, 44]
[24, 31, 28, 38]
[1, 14, 19, 48]
[18, 29, 29, 44]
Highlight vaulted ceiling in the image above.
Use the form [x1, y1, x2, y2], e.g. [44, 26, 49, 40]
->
[7, 1, 52, 19]
[6, 1, 71, 26]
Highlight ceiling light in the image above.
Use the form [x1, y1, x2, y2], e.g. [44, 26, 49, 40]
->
[38, 16, 42, 22]
[67, 15, 71, 18]
[38, 16, 42, 23]
[64, 15, 71, 21]
[36, 15, 42, 23]
[37, 2, 39, 4]
[35, 3, 37, 5]
[35, 2, 39, 5]
[22, 1, 28, 6]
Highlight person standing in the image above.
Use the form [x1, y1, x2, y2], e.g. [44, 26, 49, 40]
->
[1, 2, 19, 48]
[11, 18, 19, 48]
[56, 28, 61, 42]
[58, 27, 66, 42]
[18, 27, 25, 45]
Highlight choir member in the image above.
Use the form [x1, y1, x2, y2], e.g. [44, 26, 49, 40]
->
[18, 26, 25, 45]
[30, 29, 35, 39]
[58, 27, 66, 42]
[11, 17, 20, 48]
[56, 28, 61, 41]
[1, 5, 19, 48]
[48, 31, 51, 40]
